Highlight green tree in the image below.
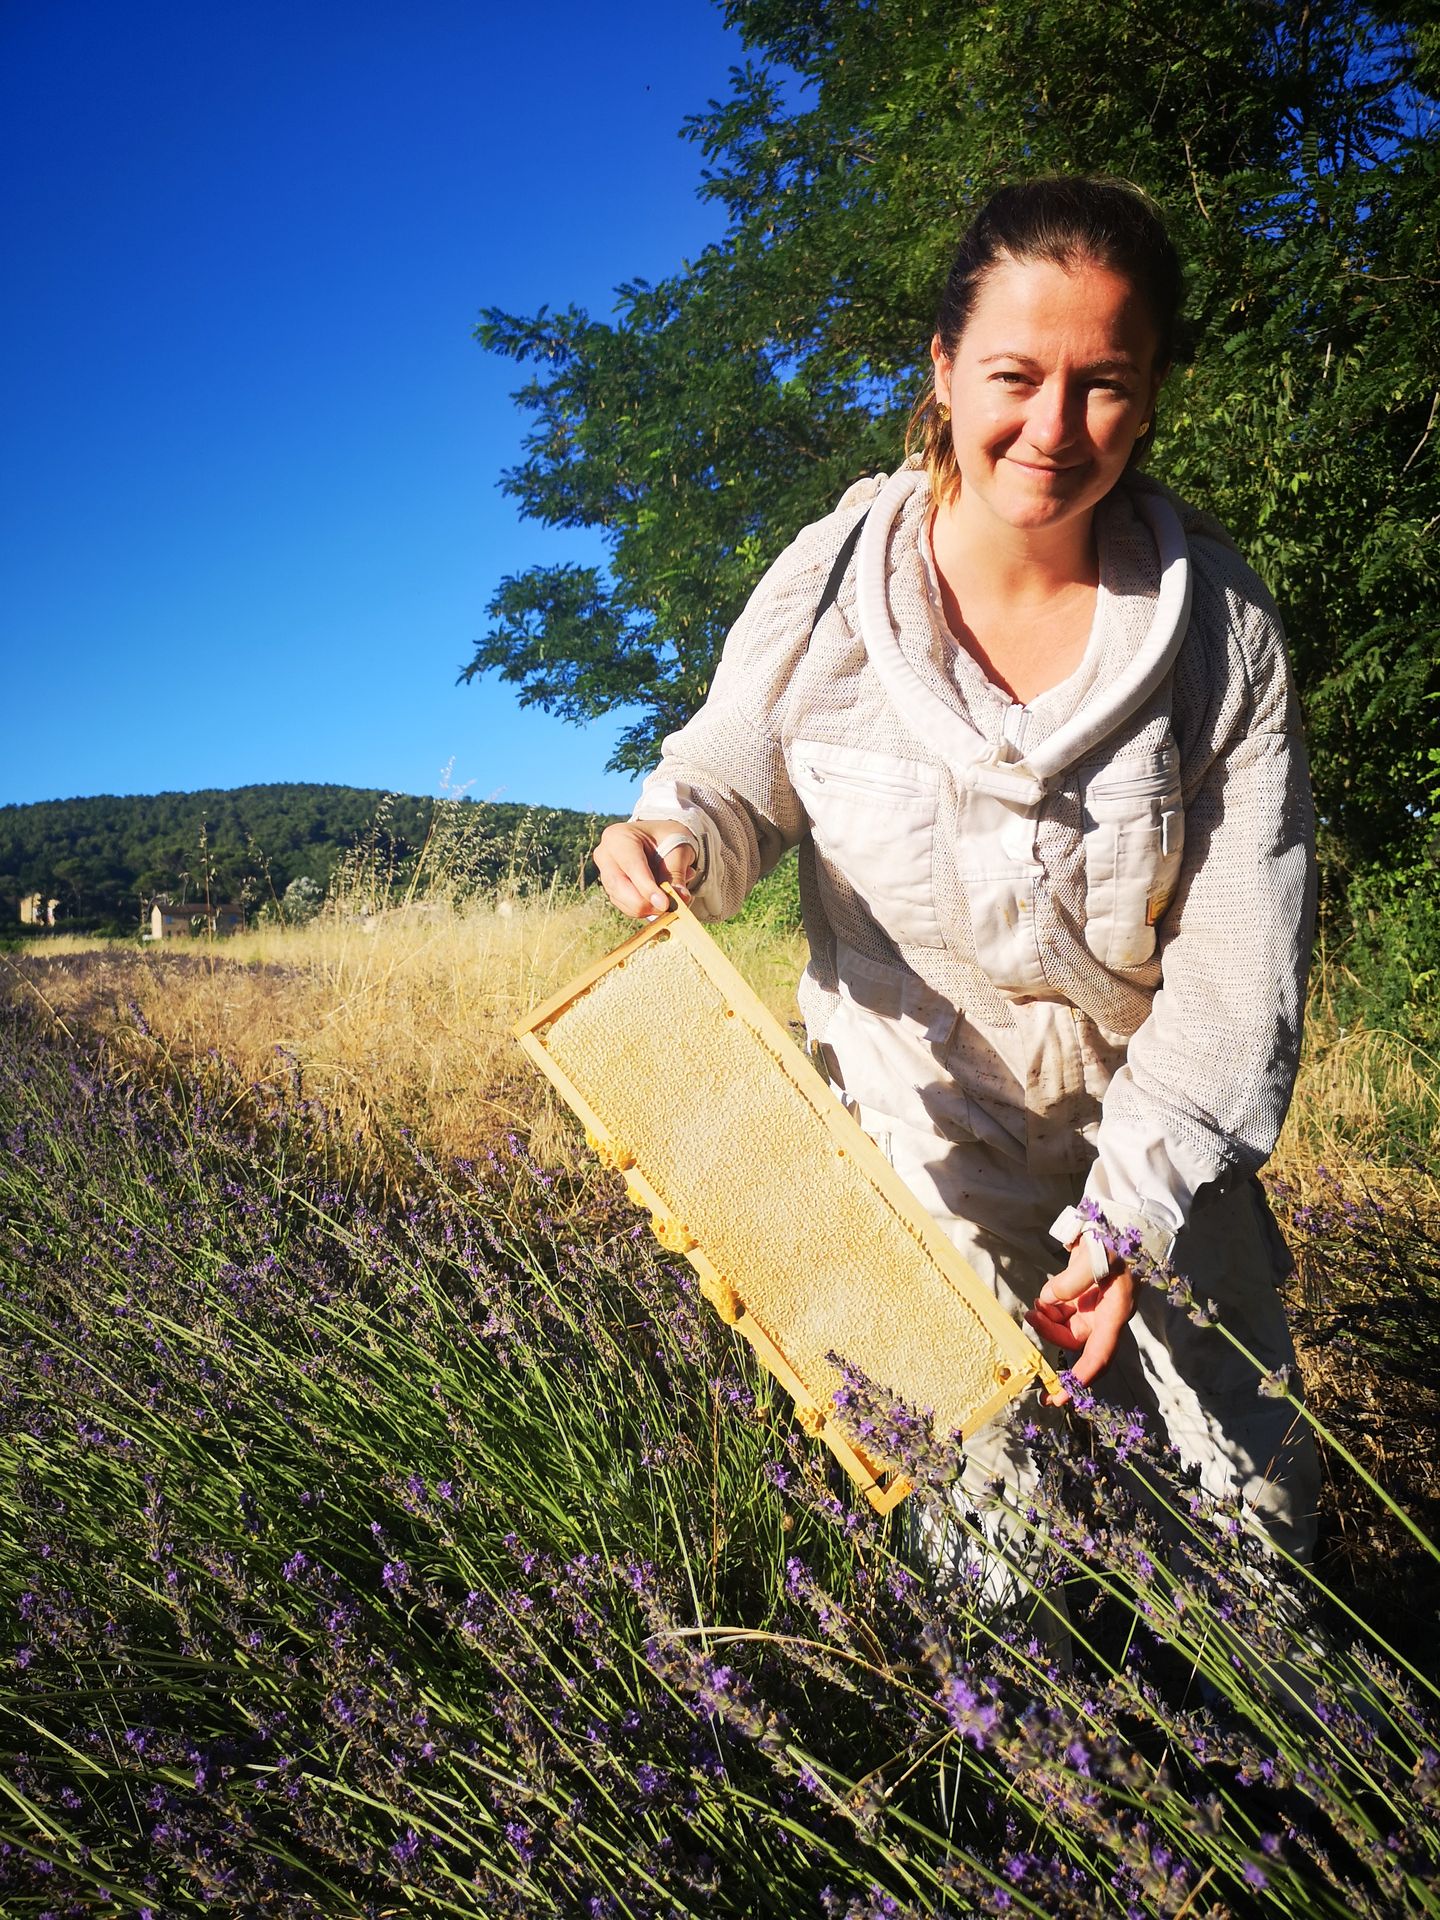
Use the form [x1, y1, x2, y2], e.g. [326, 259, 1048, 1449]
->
[465, 0, 1438, 870]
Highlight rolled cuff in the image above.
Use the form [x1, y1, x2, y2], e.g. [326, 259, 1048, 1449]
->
[1055, 1071, 1228, 1268]
[629, 770, 765, 921]
[1046, 1209, 1115, 1282]
[630, 786, 714, 886]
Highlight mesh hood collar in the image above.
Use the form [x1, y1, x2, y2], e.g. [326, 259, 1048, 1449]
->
[854, 466, 1193, 796]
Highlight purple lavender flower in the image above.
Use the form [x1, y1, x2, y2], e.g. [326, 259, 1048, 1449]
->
[504, 1820, 535, 1867]
[390, 1827, 422, 1866]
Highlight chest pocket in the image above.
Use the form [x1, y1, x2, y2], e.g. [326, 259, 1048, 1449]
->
[791, 739, 944, 949]
[1080, 744, 1185, 970]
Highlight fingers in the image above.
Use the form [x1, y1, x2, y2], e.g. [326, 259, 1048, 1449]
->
[1034, 1273, 1092, 1307]
[1067, 1321, 1124, 1388]
[1026, 1298, 1090, 1352]
[658, 842, 696, 897]
[1040, 1324, 1124, 1407]
[1026, 1255, 1099, 1347]
[593, 823, 668, 916]
[593, 822, 693, 919]
[1034, 1241, 1102, 1307]
[1029, 1265, 1137, 1408]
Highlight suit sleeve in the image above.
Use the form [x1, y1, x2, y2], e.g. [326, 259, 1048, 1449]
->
[1061, 586, 1316, 1267]
[630, 486, 879, 922]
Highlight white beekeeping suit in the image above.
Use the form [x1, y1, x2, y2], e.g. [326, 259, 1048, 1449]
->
[632, 461, 1320, 1563]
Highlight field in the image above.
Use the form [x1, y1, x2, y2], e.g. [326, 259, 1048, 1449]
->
[2, 879, 1438, 1918]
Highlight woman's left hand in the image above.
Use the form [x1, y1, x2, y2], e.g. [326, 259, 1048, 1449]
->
[1026, 1243, 1137, 1407]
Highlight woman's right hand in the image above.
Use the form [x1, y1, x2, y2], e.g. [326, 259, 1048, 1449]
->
[593, 820, 698, 919]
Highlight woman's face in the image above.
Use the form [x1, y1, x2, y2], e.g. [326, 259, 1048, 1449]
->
[931, 253, 1164, 539]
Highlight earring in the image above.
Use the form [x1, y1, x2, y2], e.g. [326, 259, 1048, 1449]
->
[937, 401, 951, 423]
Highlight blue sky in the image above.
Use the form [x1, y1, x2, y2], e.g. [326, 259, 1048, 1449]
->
[0, 0, 748, 815]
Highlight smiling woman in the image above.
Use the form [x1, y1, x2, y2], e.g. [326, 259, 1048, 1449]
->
[920, 183, 1175, 704]
[925, 256, 1160, 700]
[592, 176, 1320, 1588]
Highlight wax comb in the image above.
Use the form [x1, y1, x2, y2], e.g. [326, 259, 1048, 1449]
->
[515, 892, 1060, 1510]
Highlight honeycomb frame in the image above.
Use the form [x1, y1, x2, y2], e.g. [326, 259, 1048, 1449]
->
[515, 890, 1062, 1511]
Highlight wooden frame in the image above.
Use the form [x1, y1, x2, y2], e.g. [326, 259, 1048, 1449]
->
[516, 891, 1062, 1511]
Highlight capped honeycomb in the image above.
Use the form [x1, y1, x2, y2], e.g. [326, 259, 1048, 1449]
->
[516, 895, 1059, 1510]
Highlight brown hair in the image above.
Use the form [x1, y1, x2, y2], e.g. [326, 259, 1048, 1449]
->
[907, 176, 1185, 502]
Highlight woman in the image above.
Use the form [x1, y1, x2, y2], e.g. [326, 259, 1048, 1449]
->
[594, 177, 1320, 1564]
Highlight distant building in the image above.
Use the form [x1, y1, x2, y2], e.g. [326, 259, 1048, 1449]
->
[148, 902, 245, 940]
[18, 893, 60, 927]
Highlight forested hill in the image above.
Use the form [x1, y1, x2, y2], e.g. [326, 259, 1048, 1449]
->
[0, 783, 613, 931]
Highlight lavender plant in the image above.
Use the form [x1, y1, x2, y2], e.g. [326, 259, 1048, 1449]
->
[1, 1005, 1437, 1917]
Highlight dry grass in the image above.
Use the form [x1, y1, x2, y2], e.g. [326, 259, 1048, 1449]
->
[8, 914, 1434, 1179]
[1275, 1027, 1439, 1184]
[1258, 991, 1440, 1632]
[12, 908, 1433, 1187]
[3, 896, 601, 1167]
[0, 892, 809, 1175]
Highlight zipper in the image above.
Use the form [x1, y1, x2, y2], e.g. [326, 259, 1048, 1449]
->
[804, 761, 931, 802]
